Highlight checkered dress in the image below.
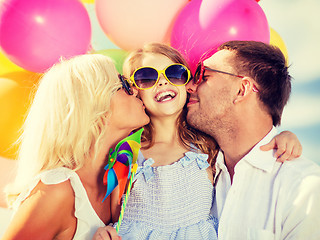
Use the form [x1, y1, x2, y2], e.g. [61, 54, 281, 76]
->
[118, 151, 218, 240]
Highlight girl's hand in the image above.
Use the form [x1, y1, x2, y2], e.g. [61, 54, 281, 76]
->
[260, 131, 302, 162]
[92, 225, 121, 240]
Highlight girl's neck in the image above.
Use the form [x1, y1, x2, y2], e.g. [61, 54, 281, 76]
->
[141, 115, 189, 166]
[149, 115, 180, 144]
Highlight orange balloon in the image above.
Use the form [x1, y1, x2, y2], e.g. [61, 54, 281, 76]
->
[95, 0, 189, 50]
[270, 27, 289, 65]
[0, 71, 41, 159]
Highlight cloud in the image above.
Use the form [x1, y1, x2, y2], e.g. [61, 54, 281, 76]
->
[260, 0, 320, 83]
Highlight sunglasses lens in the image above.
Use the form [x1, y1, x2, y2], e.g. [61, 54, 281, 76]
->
[193, 63, 202, 84]
[134, 67, 158, 89]
[165, 64, 189, 85]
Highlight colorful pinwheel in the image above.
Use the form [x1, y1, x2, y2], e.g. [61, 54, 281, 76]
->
[102, 128, 143, 204]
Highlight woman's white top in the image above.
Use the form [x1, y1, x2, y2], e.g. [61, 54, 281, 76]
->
[13, 167, 105, 240]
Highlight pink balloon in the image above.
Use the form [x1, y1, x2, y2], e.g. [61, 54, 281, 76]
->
[0, 0, 91, 72]
[95, 0, 188, 51]
[171, 0, 270, 73]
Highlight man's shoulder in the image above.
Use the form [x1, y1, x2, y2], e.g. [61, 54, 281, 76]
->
[280, 155, 320, 174]
[277, 155, 320, 187]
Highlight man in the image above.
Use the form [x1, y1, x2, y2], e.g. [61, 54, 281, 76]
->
[186, 41, 320, 239]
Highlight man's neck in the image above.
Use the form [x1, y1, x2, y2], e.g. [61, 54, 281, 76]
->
[219, 124, 273, 182]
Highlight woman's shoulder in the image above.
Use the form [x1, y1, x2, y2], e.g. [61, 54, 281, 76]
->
[32, 176, 74, 202]
[25, 170, 75, 215]
[38, 167, 78, 185]
[7, 175, 76, 239]
[12, 167, 78, 214]
[24, 179, 75, 227]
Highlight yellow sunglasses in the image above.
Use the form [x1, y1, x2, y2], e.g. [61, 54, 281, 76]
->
[129, 63, 191, 90]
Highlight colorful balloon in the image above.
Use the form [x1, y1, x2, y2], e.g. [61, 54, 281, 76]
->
[171, 0, 270, 73]
[270, 27, 289, 65]
[0, 0, 91, 73]
[0, 71, 41, 159]
[0, 51, 23, 76]
[95, 49, 129, 74]
[95, 0, 189, 50]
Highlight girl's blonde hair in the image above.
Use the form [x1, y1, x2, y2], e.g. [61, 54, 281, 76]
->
[7, 54, 122, 205]
[123, 43, 219, 169]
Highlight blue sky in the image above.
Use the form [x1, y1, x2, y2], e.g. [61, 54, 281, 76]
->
[259, 0, 320, 164]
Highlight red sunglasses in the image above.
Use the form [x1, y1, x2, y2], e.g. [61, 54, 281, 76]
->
[193, 62, 259, 92]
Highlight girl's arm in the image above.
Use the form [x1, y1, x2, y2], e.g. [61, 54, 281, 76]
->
[260, 130, 302, 162]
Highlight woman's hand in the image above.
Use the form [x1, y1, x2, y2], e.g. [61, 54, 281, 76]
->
[92, 226, 121, 240]
[260, 131, 302, 162]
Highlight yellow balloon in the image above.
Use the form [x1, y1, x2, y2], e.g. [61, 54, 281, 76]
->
[0, 71, 41, 159]
[0, 51, 23, 75]
[270, 27, 289, 65]
[81, 0, 95, 4]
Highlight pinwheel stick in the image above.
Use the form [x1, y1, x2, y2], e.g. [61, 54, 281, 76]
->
[116, 163, 138, 233]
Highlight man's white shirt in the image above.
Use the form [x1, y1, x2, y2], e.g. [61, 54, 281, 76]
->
[211, 127, 320, 240]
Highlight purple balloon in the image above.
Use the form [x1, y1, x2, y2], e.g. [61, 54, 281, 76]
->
[0, 0, 91, 72]
[170, 0, 270, 73]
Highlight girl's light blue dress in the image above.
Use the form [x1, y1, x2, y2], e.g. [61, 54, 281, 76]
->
[118, 150, 218, 239]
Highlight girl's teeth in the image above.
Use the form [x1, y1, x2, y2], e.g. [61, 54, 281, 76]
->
[156, 91, 176, 102]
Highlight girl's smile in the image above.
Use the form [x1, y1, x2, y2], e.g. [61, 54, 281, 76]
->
[154, 90, 177, 103]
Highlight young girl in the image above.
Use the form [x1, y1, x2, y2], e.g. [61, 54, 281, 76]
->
[95, 43, 302, 239]
[2, 54, 149, 240]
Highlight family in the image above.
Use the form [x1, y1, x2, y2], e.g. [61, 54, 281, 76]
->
[2, 41, 320, 240]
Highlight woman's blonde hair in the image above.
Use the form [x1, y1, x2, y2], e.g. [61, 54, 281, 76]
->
[123, 43, 219, 168]
[7, 54, 121, 205]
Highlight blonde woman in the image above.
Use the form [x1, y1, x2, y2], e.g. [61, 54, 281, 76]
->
[2, 54, 149, 240]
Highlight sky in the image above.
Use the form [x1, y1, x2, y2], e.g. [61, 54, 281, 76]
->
[1, 0, 320, 236]
[259, 0, 320, 164]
